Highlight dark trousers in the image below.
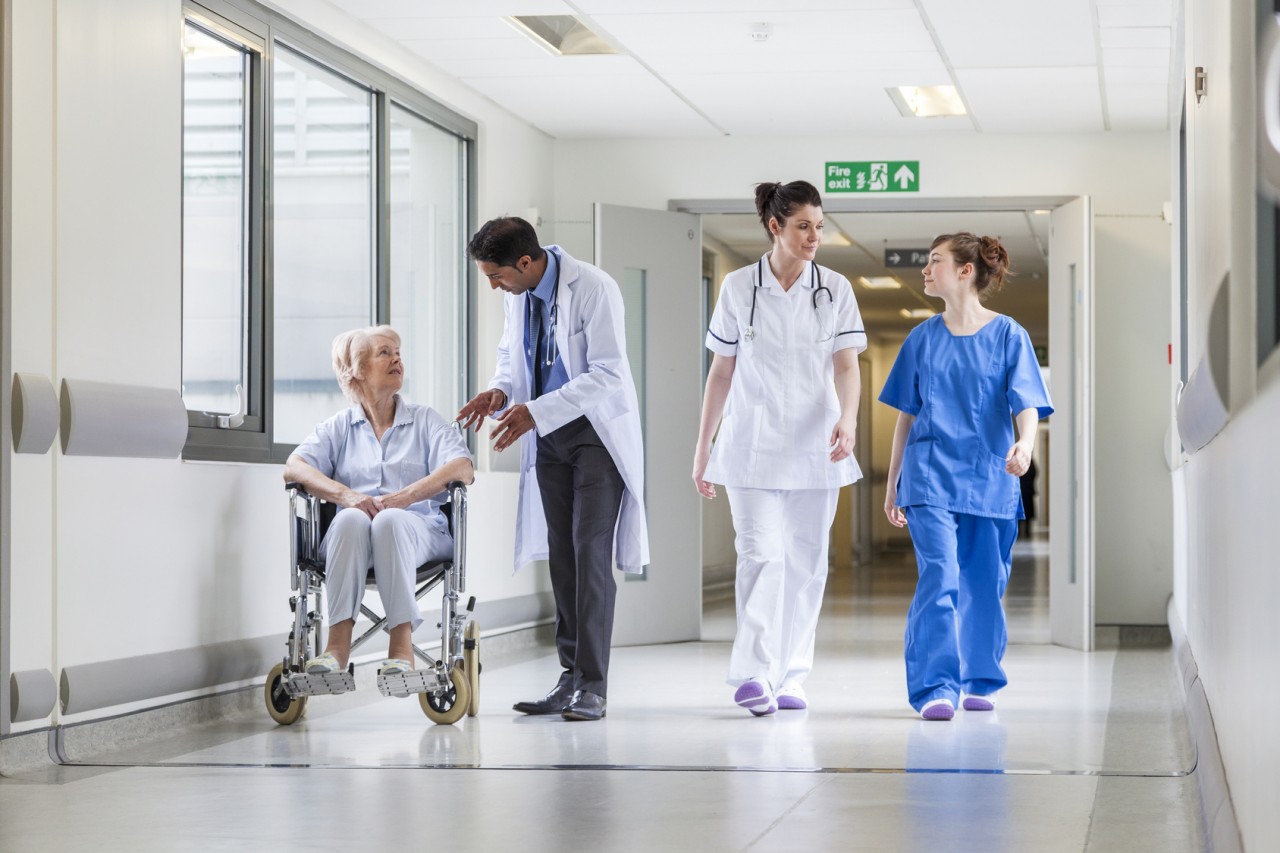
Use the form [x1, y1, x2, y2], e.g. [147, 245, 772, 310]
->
[536, 416, 625, 698]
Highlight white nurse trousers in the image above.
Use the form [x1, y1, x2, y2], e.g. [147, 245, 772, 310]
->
[322, 507, 453, 634]
[725, 486, 840, 691]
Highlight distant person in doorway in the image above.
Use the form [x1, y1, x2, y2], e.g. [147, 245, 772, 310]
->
[693, 180, 867, 716]
[457, 217, 648, 722]
[880, 232, 1053, 721]
[1018, 457, 1038, 538]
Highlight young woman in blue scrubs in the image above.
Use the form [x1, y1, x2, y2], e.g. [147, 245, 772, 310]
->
[880, 233, 1052, 721]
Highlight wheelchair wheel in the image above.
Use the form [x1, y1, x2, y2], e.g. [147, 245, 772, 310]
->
[420, 662, 470, 725]
[265, 663, 307, 726]
[464, 620, 481, 717]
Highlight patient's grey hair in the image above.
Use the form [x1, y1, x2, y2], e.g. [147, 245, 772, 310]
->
[332, 325, 401, 403]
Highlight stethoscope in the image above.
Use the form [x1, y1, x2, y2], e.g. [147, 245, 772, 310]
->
[743, 258, 834, 342]
[526, 251, 560, 366]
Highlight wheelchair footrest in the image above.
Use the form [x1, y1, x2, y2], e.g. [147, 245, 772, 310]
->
[287, 671, 356, 696]
[377, 669, 440, 699]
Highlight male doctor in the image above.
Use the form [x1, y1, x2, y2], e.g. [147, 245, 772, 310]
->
[457, 217, 648, 722]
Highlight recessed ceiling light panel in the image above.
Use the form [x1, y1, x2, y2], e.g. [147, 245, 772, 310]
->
[900, 308, 937, 319]
[858, 275, 903, 290]
[508, 15, 618, 56]
[887, 85, 967, 118]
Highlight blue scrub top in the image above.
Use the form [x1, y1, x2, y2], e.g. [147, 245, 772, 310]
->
[879, 314, 1053, 519]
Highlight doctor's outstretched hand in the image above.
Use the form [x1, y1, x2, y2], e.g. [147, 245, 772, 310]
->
[489, 403, 536, 452]
[456, 389, 506, 431]
[692, 447, 717, 499]
[829, 416, 857, 463]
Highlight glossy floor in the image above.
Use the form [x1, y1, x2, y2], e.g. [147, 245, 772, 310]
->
[0, 541, 1204, 852]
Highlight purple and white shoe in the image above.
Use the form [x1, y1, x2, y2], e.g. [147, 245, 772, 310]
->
[920, 698, 955, 721]
[734, 678, 777, 716]
[962, 694, 996, 711]
[775, 685, 808, 710]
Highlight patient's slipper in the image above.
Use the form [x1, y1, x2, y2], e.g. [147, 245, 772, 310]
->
[378, 658, 413, 675]
[305, 652, 342, 674]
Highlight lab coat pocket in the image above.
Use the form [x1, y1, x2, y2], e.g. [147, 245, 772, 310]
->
[716, 404, 763, 456]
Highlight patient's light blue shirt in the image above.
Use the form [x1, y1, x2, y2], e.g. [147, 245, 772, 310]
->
[292, 396, 472, 532]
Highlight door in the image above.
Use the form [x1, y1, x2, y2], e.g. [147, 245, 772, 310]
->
[594, 203, 702, 645]
[1048, 196, 1094, 651]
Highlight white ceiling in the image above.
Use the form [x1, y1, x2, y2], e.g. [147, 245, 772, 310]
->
[330, 0, 1178, 139]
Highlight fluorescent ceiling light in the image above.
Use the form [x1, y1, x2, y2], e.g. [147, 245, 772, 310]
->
[858, 275, 902, 290]
[900, 308, 937, 319]
[824, 231, 852, 247]
[887, 85, 967, 118]
[508, 16, 618, 56]
[1031, 209, 1051, 215]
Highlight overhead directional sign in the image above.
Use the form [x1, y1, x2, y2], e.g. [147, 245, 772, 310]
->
[884, 248, 930, 269]
[825, 161, 920, 193]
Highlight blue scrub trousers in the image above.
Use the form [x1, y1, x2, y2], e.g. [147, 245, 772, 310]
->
[903, 505, 1017, 711]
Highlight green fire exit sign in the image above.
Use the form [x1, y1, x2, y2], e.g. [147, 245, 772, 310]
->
[825, 161, 920, 193]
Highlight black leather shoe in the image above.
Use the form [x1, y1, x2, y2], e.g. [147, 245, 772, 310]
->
[561, 690, 606, 721]
[513, 681, 575, 715]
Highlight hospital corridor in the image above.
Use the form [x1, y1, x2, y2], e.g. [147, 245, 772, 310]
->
[0, 1, 1275, 851]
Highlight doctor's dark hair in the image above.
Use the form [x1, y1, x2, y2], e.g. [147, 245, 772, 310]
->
[467, 217, 546, 268]
[931, 231, 1010, 299]
[754, 180, 823, 241]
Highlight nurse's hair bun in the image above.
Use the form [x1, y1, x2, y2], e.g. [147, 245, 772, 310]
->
[930, 231, 1010, 299]
[754, 180, 823, 242]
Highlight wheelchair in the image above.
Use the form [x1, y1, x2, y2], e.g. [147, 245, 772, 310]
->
[264, 480, 480, 726]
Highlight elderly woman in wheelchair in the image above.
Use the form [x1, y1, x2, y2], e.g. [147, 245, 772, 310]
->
[282, 325, 474, 686]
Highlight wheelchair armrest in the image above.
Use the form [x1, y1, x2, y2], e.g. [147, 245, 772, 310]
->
[285, 482, 313, 497]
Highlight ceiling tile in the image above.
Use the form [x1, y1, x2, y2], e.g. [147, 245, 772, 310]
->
[957, 67, 1104, 132]
[1102, 47, 1171, 67]
[592, 10, 935, 58]
[464, 73, 719, 137]
[920, 0, 1096, 69]
[1096, 4, 1173, 28]
[1098, 26, 1171, 49]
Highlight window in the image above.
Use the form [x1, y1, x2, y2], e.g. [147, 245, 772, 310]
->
[181, 1, 475, 462]
[182, 18, 261, 434]
[389, 104, 467, 416]
[272, 47, 375, 445]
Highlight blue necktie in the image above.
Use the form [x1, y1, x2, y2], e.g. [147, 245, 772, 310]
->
[527, 294, 544, 399]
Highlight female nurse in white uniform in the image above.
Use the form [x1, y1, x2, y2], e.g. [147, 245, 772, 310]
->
[693, 180, 867, 717]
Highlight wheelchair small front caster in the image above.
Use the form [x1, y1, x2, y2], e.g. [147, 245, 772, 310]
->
[265, 662, 308, 725]
[420, 662, 470, 725]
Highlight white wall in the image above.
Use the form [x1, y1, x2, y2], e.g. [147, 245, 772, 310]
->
[554, 132, 1174, 625]
[1177, 0, 1279, 848]
[3, 0, 556, 731]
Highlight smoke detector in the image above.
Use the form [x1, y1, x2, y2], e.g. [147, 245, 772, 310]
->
[748, 23, 772, 43]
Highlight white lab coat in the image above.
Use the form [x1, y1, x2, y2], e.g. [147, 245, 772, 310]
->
[488, 246, 650, 574]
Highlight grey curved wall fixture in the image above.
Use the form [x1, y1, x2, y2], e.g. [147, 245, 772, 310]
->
[10, 669, 57, 723]
[59, 378, 188, 458]
[1177, 273, 1231, 454]
[11, 373, 59, 454]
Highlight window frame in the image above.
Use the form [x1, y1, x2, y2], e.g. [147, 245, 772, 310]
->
[181, 0, 477, 463]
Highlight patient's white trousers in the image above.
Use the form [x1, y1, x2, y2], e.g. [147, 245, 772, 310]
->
[725, 487, 840, 691]
[322, 508, 453, 633]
